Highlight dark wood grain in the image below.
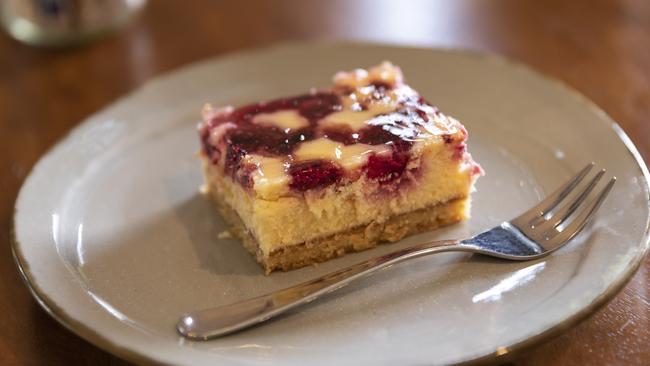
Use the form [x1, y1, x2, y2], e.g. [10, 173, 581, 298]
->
[1, 0, 649, 365]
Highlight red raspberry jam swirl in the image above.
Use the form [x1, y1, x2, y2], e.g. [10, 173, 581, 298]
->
[199, 83, 469, 191]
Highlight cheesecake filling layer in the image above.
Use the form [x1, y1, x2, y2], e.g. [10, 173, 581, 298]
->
[205, 170, 469, 273]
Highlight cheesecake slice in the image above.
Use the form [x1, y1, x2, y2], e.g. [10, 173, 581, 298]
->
[198, 62, 482, 273]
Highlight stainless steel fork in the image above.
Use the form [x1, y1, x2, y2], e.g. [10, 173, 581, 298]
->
[177, 163, 615, 340]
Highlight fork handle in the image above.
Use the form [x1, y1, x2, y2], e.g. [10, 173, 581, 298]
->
[177, 239, 466, 340]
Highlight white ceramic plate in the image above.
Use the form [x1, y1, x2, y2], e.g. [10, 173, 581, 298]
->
[13, 41, 650, 365]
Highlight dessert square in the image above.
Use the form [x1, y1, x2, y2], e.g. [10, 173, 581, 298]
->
[198, 62, 482, 273]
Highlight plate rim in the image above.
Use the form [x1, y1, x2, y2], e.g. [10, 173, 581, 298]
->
[11, 39, 650, 365]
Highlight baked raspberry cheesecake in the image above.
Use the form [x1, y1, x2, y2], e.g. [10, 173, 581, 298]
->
[198, 62, 482, 273]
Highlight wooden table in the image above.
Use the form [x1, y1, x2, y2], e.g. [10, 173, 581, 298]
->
[1, 0, 649, 364]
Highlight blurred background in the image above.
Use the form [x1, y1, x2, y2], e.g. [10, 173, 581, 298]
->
[1, 0, 649, 365]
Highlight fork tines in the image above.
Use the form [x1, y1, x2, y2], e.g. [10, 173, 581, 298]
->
[512, 163, 616, 246]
